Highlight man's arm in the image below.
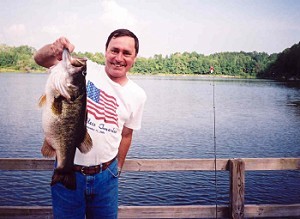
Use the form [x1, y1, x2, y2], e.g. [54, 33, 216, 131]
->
[117, 126, 134, 174]
[34, 44, 59, 68]
[34, 37, 75, 68]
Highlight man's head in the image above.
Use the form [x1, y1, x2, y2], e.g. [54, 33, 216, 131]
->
[106, 29, 139, 56]
[104, 29, 139, 85]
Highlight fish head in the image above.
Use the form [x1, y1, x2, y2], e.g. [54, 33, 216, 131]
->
[62, 49, 87, 77]
[61, 49, 88, 96]
[46, 49, 88, 101]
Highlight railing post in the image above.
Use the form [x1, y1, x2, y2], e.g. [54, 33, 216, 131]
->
[229, 158, 245, 219]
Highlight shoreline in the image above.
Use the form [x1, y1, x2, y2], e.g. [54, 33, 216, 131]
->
[0, 69, 259, 79]
[3, 69, 299, 84]
[0, 70, 256, 79]
[0, 68, 45, 73]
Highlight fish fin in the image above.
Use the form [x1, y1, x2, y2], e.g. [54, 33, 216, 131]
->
[78, 132, 93, 154]
[38, 95, 47, 107]
[51, 96, 63, 115]
[41, 139, 56, 158]
[51, 168, 76, 190]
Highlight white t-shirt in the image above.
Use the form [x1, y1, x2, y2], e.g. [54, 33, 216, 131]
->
[74, 60, 147, 165]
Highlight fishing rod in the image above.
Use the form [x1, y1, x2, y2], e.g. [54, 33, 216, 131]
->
[210, 65, 218, 219]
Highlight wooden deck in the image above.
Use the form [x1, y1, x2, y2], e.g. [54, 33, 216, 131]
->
[0, 157, 300, 218]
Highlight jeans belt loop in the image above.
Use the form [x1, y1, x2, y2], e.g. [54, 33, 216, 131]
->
[100, 163, 103, 173]
[81, 166, 87, 176]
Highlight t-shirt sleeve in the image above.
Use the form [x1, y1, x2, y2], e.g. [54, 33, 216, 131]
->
[124, 86, 147, 130]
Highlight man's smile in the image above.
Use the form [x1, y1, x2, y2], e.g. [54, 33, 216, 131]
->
[111, 62, 126, 68]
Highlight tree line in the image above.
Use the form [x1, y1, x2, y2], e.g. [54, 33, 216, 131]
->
[257, 42, 300, 81]
[1, 41, 299, 81]
[0, 44, 41, 72]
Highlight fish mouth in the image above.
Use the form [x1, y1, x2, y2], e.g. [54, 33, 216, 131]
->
[71, 58, 87, 67]
[62, 48, 87, 67]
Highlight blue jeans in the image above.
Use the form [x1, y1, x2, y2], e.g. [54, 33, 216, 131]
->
[51, 159, 119, 219]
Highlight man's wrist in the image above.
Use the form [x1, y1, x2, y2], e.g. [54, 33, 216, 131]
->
[117, 167, 122, 177]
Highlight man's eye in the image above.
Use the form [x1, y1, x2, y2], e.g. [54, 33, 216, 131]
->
[124, 51, 132, 56]
[111, 49, 118, 54]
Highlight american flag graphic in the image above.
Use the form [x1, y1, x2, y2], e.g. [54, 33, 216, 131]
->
[87, 81, 119, 127]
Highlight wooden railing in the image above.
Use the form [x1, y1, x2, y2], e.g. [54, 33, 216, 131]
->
[0, 157, 300, 218]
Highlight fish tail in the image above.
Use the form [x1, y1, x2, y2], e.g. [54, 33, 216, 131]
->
[51, 168, 76, 190]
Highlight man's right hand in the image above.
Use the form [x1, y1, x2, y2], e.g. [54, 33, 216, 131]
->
[51, 37, 75, 61]
[34, 36, 75, 68]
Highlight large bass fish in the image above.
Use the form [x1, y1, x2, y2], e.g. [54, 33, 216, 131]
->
[39, 49, 92, 190]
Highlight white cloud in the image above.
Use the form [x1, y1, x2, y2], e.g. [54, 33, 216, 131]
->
[100, 0, 137, 28]
[1, 24, 28, 46]
[42, 25, 61, 35]
[39, 13, 82, 44]
[4, 24, 26, 37]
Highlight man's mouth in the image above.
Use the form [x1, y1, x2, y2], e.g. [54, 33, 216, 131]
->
[112, 62, 126, 68]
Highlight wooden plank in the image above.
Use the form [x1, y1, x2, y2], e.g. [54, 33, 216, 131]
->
[0, 206, 53, 219]
[0, 205, 228, 219]
[1, 204, 300, 218]
[244, 204, 300, 218]
[0, 158, 299, 171]
[229, 159, 245, 219]
[243, 158, 300, 170]
[0, 158, 54, 171]
[123, 159, 229, 171]
[125, 158, 300, 171]
[0, 158, 230, 171]
[119, 205, 228, 218]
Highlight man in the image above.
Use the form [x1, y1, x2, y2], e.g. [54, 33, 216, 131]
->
[34, 29, 147, 219]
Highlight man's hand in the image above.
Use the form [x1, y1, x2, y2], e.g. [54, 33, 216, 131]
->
[34, 36, 75, 68]
[51, 37, 75, 61]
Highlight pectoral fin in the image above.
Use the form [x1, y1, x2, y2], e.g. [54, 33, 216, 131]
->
[52, 96, 63, 115]
[77, 132, 93, 154]
[38, 95, 47, 107]
[41, 139, 56, 158]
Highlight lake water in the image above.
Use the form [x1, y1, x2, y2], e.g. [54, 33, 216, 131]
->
[0, 73, 299, 207]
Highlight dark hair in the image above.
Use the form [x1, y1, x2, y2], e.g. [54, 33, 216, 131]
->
[105, 29, 139, 55]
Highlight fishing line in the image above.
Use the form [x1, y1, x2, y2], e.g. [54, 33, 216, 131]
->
[211, 67, 218, 219]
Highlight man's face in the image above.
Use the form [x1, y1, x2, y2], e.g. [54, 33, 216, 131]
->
[105, 36, 137, 84]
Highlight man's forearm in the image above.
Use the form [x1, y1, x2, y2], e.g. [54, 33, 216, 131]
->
[118, 127, 133, 170]
[34, 44, 59, 68]
[34, 37, 75, 68]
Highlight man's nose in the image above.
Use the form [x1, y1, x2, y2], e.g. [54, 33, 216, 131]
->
[115, 52, 124, 61]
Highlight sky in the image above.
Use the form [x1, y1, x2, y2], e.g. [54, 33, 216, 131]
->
[1, 0, 300, 58]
